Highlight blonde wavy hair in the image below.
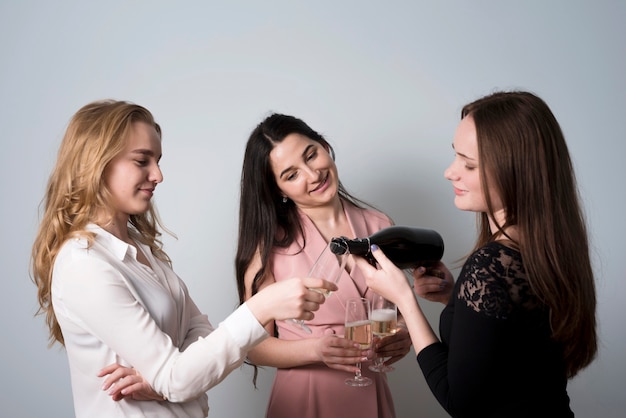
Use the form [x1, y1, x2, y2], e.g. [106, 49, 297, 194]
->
[30, 100, 171, 346]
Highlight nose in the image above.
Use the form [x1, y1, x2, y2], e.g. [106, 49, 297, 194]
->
[444, 162, 458, 181]
[150, 164, 164, 184]
[304, 165, 322, 181]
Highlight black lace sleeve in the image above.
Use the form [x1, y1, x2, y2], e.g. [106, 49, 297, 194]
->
[458, 242, 538, 318]
[417, 242, 550, 417]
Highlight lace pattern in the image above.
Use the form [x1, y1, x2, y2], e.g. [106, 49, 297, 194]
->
[458, 242, 540, 319]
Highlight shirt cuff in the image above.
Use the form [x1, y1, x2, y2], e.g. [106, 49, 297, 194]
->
[218, 303, 269, 350]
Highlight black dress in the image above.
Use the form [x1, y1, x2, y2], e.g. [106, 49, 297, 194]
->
[417, 241, 574, 417]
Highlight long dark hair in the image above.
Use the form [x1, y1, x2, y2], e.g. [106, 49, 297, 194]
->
[463, 91, 597, 378]
[235, 113, 369, 303]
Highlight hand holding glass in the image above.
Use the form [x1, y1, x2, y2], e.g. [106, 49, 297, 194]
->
[369, 293, 398, 373]
[344, 297, 372, 387]
[290, 240, 349, 333]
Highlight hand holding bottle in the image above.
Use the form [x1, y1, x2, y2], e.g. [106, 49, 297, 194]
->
[412, 262, 455, 305]
[359, 244, 442, 354]
[355, 244, 418, 308]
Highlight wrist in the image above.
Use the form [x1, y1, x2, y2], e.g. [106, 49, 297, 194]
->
[245, 298, 271, 327]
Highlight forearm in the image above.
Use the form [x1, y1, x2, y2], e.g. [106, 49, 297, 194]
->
[246, 336, 320, 368]
[396, 293, 439, 353]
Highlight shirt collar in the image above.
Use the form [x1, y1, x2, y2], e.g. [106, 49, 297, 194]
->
[86, 223, 136, 261]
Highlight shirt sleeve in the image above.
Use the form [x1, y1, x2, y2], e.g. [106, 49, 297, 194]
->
[53, 247, 268, 403]
[159, 302, 269, 402]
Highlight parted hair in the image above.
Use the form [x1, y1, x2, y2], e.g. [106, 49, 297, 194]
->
[463, 90, 597, 378]
[31, 99, 170, 346]
[235, 113, 370, 302]
[235, 113, 377, 386]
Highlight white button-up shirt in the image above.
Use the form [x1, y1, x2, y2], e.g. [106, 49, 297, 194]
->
[52, 224, 267, 417]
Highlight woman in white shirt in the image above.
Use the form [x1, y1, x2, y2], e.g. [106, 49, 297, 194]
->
[30, 99, 336, 417]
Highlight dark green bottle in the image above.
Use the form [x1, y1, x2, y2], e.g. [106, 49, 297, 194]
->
[330, 226, 444, 269]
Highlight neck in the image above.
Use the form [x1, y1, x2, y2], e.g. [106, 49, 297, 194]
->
[299, 198, 345, 229]
[94, 212, 131, 243]
[300, 198, 354, 243]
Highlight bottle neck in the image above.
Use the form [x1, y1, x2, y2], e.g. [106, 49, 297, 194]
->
[331, 236, 371, 256]
[329, 238, 349, 255]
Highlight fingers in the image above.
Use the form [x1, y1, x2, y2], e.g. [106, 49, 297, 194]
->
[375, 342, 410, 358]
[413, 275, 447, 294]
[412, 265, 453, 304]
[99, 367, 162, 402]
[105, 374, 140, 400]
[295, 279, 339, 319]
[303, 288, 326, 305]
[100, 365, 136, 391]
[317, 336, 370, 371]
[322, 354, 371, 373]
[368, 244, 397, 271]
[383, 355, 404, 367]
[249, 278, 333, 324]
[374, 330, 411, 359]
[97, 363, 121, 377]
[302, 277, 338, 295]
[353, 255, 376, 274]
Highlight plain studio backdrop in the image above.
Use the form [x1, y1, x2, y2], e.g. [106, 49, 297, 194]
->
[1, 1, 624, 417]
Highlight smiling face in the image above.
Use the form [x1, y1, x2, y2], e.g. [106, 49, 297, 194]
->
[445, 115, 483, 212]
[444, 115, 504, 227]
[269, 133, 339, 210]
[103, 121, 163, 224]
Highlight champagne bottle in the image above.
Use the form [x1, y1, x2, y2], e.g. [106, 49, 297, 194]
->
[330, 226, 444, 270]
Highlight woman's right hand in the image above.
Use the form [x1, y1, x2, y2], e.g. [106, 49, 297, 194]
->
[247, 277, 337, 326]
[314, 334, 370, 373]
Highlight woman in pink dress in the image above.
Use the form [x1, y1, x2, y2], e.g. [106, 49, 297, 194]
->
[235, 113, 451, 418]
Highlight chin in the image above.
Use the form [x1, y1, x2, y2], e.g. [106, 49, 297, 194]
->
[453, 200, 474, 212]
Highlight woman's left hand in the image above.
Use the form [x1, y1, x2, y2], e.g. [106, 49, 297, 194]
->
[98, 364, 165, 402]
[373, 327, 412, 367]
[412, 261, 455, 305]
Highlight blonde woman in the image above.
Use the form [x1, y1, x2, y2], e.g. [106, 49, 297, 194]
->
[31, 100, 335, 417]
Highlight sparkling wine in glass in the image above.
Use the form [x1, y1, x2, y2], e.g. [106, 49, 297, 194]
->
[369, 292, 397, 373]
[290, 240, 349, 334]
[344, 297, 372, 387]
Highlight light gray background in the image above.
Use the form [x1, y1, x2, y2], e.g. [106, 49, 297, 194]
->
[2, 1, 624, 417]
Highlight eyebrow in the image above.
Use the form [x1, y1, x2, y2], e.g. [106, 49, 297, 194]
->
[132, 149, 162, 161]
[279, 144, 315, 179]
[452, 143, 477, 161]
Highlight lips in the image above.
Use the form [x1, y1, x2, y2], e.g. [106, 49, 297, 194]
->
[140, 187, 155, 197]
[453, 186, 466, 196]
[310, 173, 329, 193]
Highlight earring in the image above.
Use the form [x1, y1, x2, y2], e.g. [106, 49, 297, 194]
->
[282, 196, 288, 203]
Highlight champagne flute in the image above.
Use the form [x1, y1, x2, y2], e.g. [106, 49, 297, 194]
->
[290, 240, 349, 334]
[369, 292, 397, 373]
[344, 297, 372, 387]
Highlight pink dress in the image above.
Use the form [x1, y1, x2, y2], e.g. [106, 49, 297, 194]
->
[266, 202, 396, 418]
